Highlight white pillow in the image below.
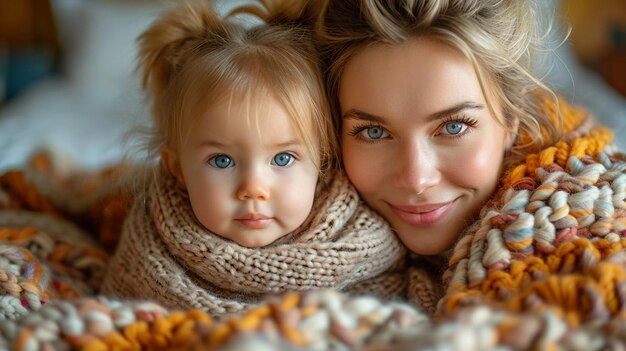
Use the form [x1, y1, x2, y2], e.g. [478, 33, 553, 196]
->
[51, 0, 165, 102]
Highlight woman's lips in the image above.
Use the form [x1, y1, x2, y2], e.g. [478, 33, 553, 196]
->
[235, 215, 273, 229]
[388, 200, 456, 227]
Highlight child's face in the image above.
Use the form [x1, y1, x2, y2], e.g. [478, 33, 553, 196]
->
[167, 95, 320, 247]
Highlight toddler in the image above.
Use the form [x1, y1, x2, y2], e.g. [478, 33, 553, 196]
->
[101, 0, 407, 317]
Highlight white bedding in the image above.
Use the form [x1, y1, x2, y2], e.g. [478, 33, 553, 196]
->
[0, 0, 254, 173]
[0, 77, 148, 172]
[0, 0, 624, 174]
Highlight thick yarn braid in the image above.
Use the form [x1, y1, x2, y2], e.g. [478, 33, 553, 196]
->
[0, 290, 431, 351]
[7, 289, 626, 350]
[4, 99, 626, 350]
[0, 224, 108, 320]
[0, 157, 128, 322]
[439, 97, 625, 326]
[101, 169, 407, 317]
[0, 156, 132, 249]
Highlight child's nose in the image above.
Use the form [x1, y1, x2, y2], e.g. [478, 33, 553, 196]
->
[236, 177, 270, 200]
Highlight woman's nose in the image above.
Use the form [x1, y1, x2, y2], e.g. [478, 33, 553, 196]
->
[394, 142, 441, 194]
[236, 172, 270, 201]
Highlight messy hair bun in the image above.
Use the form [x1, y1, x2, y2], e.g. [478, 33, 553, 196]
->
[137, 3, 237, 103]
[318, 0, 561, 168]
[136, 0, 337, 178]
[229, 0, 324, 27]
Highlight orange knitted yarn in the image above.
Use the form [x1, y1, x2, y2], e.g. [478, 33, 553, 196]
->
[0, 171, 62, 216]
[0, 225, 109, 317]
[82, 293, 314, 351]
[440, 99, 626, 326]
[504, 96, 614, 189]
[444, 238, 626, 325]
[83, 310, 216, 351]
[1, 152, 133, 249]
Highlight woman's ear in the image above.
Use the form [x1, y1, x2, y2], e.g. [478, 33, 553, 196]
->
[161, 147, 186, 189]
[505, 117, 520, 150]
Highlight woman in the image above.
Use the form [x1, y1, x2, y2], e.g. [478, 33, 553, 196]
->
[317, 0, 620, 322]
[2, 1, 624, 350]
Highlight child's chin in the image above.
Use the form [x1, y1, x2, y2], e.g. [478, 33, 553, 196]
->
[232, 232, 284, 248]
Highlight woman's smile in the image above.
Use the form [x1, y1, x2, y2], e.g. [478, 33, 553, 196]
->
[339, 38, 513, 254]
[387, 199, 458, 226]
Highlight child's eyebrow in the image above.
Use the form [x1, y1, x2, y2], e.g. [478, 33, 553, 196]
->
[274, 139, 302, 148]
[196, 140, 227, 149]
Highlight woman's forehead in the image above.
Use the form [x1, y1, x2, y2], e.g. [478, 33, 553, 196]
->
[338, 38, 496, 120]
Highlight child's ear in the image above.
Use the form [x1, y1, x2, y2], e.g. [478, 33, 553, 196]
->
[161, 147, 186, 189]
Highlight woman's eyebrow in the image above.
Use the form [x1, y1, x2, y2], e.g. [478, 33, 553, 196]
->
[342, 109, 386, 123]
[343, 102, 484, 123]
[426, 102, 483, 122]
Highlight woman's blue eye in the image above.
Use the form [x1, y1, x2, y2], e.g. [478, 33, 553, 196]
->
[364, 127, 386, 139]
[444, 122, 465, 135]
[271, 153, 294, 167]
[208, 154, 233, 168]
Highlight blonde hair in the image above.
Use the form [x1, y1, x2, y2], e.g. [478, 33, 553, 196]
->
[137, 0, 336, 176]
[317, 0, 563, 168]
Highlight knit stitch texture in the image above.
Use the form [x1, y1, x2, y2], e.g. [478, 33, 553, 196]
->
[100, 169, 408, 316]
[439, 97, 623, 328]
[3, 97, 626, 350]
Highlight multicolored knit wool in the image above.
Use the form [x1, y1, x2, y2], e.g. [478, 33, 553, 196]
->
[101, 168, 407, 317]
[0, 155, 123, 320]
[439, 96, 625, 329]
[0, 152, 132, 249]
[0, 290, 430, 351]
[6, 289, 626, 350]
[4, 96, 626, 350]
[0, 225, 108, 320]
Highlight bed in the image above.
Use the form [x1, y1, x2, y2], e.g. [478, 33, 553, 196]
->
[0, 0, 624, 174]
[0, 0, 255, 173]
[0, 0, 625, 350]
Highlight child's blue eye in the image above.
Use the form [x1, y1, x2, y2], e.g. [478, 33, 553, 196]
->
[271, 153, 294, 167]
[443, 122, 466, 135]
[365, 127, 386, 139]
[208, 154, 233, 168]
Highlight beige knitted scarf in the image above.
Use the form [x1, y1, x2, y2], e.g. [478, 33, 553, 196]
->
[101, 169, 407, 316]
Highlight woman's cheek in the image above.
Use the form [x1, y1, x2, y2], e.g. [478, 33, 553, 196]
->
[448, 139, 503, 191]
[342, 143, 380, 195]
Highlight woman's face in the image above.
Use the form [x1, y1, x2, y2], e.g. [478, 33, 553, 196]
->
[339, 38, 514, 255]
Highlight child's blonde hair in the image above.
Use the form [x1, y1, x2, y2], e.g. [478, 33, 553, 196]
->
[317, 0, 563, 168]
[138, 0, 336, 176]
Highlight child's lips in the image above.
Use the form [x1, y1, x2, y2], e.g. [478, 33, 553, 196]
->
[235, 214, 273, 229]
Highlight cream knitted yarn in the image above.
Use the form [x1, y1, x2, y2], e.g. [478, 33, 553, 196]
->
[101, 169, 407, 316]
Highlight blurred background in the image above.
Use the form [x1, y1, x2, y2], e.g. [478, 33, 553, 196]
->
[0, 0, 624, 173]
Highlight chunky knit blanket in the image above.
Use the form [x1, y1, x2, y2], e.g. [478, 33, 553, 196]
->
[0, 154, 126, 322]
[3, 97, 626, 350]
[440, 97, 622, 325]
[100, 168, 407, 316]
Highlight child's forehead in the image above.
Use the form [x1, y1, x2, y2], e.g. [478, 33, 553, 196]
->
[179, 78, 321, 157]
[183, 88, 292, 133]
[200, 89, 281, 121]
[194, 84, 310, 126]
[207, 93, 287, 123]
[188, 98, 309, 150]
